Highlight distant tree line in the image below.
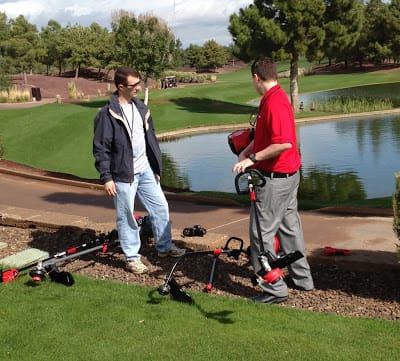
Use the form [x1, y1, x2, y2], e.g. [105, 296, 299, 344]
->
[1, 1, 399, 110]
[0, 10, 232, 85]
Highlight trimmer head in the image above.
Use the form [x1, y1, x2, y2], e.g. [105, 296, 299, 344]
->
[29, 264, 75, 286]
[48, 270, 75, 286]
[158, 278, 193, 304]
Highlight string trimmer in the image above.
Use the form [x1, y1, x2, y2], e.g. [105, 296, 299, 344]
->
[157, 168, 303, 303]
[1, 214, 152, 286]
[1, 229, 118, 286]
[235, 168, 304, 286]
[157, 236, 246, 304]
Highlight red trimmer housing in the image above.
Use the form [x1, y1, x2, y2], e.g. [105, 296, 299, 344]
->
[228, 128, 254, 155]
[323, 246, 352, 256]
[1, 268, 19, 283]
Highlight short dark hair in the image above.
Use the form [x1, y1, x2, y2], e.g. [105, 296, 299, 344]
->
[251, 58, 277, 81]
[114, 66, 141, 87]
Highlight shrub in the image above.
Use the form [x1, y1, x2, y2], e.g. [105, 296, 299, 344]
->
[0, 86, 30, 103]
[311, 96, 393, 113]
[0, 135, 4, 158]
[393, 172, 400, 261]
[162, 70, 212, 84]
[68, 82, 79, 99]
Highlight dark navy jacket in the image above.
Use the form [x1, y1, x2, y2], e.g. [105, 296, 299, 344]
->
[93, 92, 162, 184]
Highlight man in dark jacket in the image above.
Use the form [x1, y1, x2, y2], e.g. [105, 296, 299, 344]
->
[93, 66, 185, 274]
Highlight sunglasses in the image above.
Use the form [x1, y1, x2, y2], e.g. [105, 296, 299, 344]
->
[122, 80, 141, 88]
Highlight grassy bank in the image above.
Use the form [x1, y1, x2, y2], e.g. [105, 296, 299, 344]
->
[1, 275, 399, 361]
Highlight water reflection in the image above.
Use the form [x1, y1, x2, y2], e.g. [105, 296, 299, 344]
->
[160, 132, 238, 192]
[299, 168, 366, 201]
[161, 152, 191, 191]
[159, 114, 400, 200]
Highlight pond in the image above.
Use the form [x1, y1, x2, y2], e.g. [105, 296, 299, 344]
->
[159, 113, 400, 201]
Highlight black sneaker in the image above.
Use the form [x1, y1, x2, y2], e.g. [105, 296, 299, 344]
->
[158, 243, 186, 258]
[250, 292, 288, 304]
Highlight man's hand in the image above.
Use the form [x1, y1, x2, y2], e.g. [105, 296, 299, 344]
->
[232, 158, 254, 174]
[104, 180, 117, 197]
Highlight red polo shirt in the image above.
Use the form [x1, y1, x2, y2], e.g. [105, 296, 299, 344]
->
[253, 84, 301, 173]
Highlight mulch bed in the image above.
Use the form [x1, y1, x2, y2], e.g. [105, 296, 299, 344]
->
[1, 224, 399, 321]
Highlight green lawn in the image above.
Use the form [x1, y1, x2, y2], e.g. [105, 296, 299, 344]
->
[1, 275, 399, 361]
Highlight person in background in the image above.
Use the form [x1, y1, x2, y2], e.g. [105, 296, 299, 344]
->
[93, 66, 185, 274]
[232, 58, 314, 304]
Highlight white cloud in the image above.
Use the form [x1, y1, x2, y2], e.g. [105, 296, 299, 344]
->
[64, 4, 94, 18]
[0, 0, 253, 47]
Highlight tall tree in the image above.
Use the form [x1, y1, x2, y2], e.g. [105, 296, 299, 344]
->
[39, 20, 64, 75]
[170, 39, 185, 68]
[0, 12, 9, 52]
[199, 40, 230, 71]
[357, 0, 391, 64]
[388, 0, 400, 63]
[0, 13, 10, 91]
[323, 0, 364, 66]
[229, 0, 325, 112]
[0, 12, 10, 76]
[184, 44, 203, 67]
[6, 15, 39, 82]
[112, 11, 176, 104]
[62, 24, 93, 78]
[87, 23, 115, 78]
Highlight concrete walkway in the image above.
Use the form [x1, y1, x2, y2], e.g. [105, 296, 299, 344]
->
[0, 167, 398, 272]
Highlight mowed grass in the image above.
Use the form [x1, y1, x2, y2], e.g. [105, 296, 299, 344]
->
[0, 103, 98, 178]
[1, 275, 399, 361]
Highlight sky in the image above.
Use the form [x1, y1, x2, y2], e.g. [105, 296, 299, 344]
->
[0, 0, 254, 47]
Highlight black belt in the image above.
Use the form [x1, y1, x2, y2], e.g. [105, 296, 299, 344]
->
[260, 170, 297, 178]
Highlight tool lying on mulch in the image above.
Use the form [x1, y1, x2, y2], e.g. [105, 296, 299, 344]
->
[182, 225, 207, 237]
[0, 229, 119, 286]
[323, 246, 352, 256]
[157, 169, 303, 304]
[1, 214, 151, 286]
[157, 236, 246, 304]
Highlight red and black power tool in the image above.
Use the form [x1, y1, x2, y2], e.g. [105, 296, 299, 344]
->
[228, 113, 257, 155]
[235, 169, 303, 286]
[1, 229, 119, 286]
[1, 214, 152, 286]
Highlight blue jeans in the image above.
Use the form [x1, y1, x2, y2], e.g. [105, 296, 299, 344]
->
[114, 166, 172, 261]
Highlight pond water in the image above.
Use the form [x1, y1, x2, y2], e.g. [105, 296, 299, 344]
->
[159, 113, 400, 201]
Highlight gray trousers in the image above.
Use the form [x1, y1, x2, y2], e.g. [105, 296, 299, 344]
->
[249, 171, 314, 297]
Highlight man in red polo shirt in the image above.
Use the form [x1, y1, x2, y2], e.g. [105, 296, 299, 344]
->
[232, 58, 314, 304]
